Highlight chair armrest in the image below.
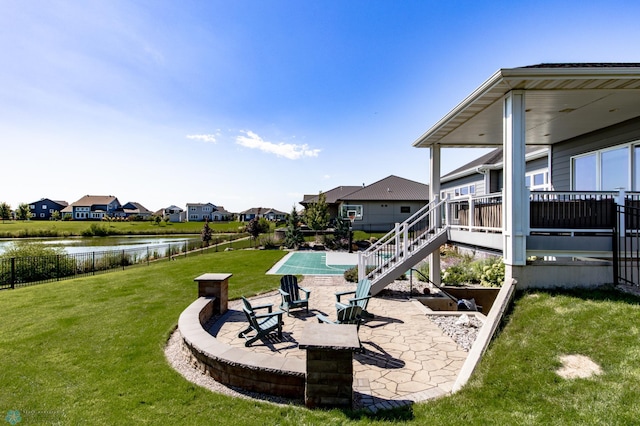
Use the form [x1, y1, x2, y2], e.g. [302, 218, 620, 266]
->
[299, 287, 311, 298]
[349, 295, 371, 304]
[251, 302, 273, 313]
[278, 289, 290, 297]
[255, 310, 284, 319]
[316, 313, 333, 324]
[335, 290, 356, 302]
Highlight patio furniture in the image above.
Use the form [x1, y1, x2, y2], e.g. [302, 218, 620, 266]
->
[238, 296, 284, 347]
[279, 275, 311, 315]
[316, 304, 365, 352]
[335, 278, 373, 318]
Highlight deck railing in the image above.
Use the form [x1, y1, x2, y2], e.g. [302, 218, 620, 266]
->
[358, 198, 447, 282]
[446, 190, 640, 235]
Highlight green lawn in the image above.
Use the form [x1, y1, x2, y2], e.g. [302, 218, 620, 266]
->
[0, 220, 247, 238]
[1, 250, 639, 425]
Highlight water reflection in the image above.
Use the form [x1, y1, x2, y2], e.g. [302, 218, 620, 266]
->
[0, 235, 201, 255]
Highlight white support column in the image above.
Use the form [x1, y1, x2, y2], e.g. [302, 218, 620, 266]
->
[503, 91, 528, 266]
[429, 145, 442, 286]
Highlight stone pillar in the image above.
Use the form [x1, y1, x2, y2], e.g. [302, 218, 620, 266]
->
[298, 323, 361, 408]
[193, 273, 231, 314]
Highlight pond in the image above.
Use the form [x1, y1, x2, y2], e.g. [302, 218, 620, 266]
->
[0, 235, 202, 255]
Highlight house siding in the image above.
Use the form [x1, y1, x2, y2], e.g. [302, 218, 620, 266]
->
[441, 174, 485, 196]
[351, 201, 427, 232]
[552, 116, 640, 190]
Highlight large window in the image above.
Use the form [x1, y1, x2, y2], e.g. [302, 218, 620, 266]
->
[572, 142, 639, 191]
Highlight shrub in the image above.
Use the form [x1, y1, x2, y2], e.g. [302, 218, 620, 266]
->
[343, 265, 376, 283]
[81, 223, 112, 237]
[480, 257, 505, 287]
[344, 266, 358, 282]
[258, 235, 279, 249]
[415, 263, 430, 282]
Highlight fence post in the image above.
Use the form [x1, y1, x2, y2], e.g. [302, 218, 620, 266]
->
[122, 249, 125, 270]
[56, 255, 60, 281]
[613, 204, 619, 285]
[147, 247, 150, 266]
[10, 257, 15, 289]
[92, 252, 95, 275]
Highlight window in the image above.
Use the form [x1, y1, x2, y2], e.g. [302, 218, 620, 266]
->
[40, 213, 45, 218]
[42, 204, 47, 210]
[400, 206, 410, 214]
[190, 207, 197, 211]
[571, 141, 640, 191]
[451, 184, 476, 198]
[525, 170, 549, 190]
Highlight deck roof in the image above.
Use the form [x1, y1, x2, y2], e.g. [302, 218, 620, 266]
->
[413, 63, 640, 149]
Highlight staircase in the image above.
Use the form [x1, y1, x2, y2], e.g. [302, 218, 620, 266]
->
[358, 198, 449, 296]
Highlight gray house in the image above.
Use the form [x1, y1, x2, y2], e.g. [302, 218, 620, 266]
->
[441, 147, 550, 199]
[28, 198, 68, 220]
[186, 203, 217, 222]
[358, 63, 640, 295]
[301, 176, 430, 232]
[239, 207, 287, 222]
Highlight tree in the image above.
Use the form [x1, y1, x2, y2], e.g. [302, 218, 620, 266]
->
[0, 202, 11, 223]
[304, 192, 330, 242]
[51, 210, 61, 221]
[283, 205, 304, 249]
[16, 203, 32, 221]
[245, 217, 270, 246]
[332, 217, 351, 250]
[201, 218, 212, 247]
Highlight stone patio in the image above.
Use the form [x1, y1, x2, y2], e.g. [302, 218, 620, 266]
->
[208, 275, 470, 410]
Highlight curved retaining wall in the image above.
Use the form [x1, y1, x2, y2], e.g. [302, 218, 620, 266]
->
[178, 297, 305, 399]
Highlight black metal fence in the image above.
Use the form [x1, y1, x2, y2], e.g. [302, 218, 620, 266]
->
[0, 238, 241, 290]
[613, 204, 640, 287]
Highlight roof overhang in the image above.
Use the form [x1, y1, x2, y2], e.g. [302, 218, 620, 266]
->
[413, 65, 640, 149]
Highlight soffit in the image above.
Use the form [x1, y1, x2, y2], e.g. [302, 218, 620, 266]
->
[413, 67, 640, 148]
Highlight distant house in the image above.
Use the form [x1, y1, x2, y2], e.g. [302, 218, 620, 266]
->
[68, 195, 121, 220]
[337, 176, 430, 232]
[239, 207, 287, 222]
[210, 206, 233, 221]
[300, 175, 430, 232]
[300, 185, 362, 220]
[28, 198, 68, 220]
[119, 202, 153, 219]
[186, 202, 217, 222]
[440, 147, 550, 200]
[160, 205, 185, 222]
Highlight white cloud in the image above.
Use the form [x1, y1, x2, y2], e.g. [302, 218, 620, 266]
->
[186, 134, 217, 143]
[235, 130, 320, 160]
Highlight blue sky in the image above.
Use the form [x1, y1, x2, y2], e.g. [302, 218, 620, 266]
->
[2, 1, 640, 213]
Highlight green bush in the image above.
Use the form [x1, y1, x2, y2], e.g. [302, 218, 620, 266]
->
[480, 257, 505, 287]
[81, 223, 112, 237]
[415, 263, 430, 282]
[344, 266, 358, 282]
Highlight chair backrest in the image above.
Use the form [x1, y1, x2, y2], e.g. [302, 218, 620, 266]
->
[280, 275, 300, 300]
[355, 279, 371, 299]
[242, 306, 260, 329]
[241, 296, 254, 313]
[336, 305, 363, 325]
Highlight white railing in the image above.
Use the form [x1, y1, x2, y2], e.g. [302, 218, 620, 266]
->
[447, 193, 503, 233]
[358, 198, 447, 282]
